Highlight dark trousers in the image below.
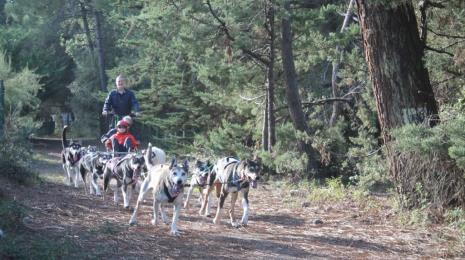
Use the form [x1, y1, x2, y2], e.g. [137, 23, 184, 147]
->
[111, 137, 133, 154]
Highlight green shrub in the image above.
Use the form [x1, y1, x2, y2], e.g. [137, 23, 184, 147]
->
[0, 133, 38, 184]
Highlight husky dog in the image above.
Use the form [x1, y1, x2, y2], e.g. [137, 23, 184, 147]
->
[79, 150, 112, 195]
[184, 159, 213, 212]
[199, 157, 261, 227]
[61, 126, 83, 187]
[129, 157, 188, 236]
[103, 153, 145, 208]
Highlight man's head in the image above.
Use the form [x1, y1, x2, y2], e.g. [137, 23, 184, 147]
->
[116, 120, 129, 133]
[115, 75, 125, 91]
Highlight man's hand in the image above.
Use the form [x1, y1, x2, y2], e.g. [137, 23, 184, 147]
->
[102, 111, 108, 116]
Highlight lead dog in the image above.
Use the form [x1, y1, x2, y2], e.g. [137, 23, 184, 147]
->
[129, 157, 188, 236]
[199, 157, 261, 227]
[184, 159, 213, 213]
[79, 150, 112, 195]
[61, 126, 83, 187]
[103, 153, 145, 208]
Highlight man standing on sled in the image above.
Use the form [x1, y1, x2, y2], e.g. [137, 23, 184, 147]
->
[102, 75, 141, 129]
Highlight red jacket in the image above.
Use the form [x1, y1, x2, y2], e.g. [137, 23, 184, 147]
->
[105, 132, 139, 150]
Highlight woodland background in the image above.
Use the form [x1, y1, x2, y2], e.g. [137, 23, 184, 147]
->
[0, 0, 464, 220]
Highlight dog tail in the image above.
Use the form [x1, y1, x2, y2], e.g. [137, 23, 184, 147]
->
[62, 125, 69, 149]
[145, 142, 154, 169]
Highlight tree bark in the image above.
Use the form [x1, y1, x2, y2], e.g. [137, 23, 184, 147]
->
[262, 97, 269, 150]
[329, 0, 355, 126]
[356, 0, 438, 140]
[79, 0, 94, 55]
[265, 0, 276, 151]
[356, 0, 439, 189]
[281, 0, 320, 176]
[94, 10, 107, 92]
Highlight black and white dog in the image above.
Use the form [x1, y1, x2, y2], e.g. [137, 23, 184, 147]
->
[129, 156, 188, 236]
[103, 153, 145, 208]
[61, 126, 83, 188]
[184, 160, 213, 212]
[199, 157, 261, 227]
[79, 150, 112, 196]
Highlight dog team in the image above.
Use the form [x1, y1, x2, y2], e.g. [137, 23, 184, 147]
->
[61, 125, 262, 236]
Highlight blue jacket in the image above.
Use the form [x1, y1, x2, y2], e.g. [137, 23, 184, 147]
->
[102, 89, 140, 117]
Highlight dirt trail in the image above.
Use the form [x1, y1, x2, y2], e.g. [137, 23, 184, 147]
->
[3, 147, 464, 259]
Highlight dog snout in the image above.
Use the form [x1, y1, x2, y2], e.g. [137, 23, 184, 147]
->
[177, 179, 183, 185]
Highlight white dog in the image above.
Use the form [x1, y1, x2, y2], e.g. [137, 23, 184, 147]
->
[129, 156, 188, 236]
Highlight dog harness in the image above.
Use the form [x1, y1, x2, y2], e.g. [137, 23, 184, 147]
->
[163, 182, 180, 203]
[66, 151, 82, 166]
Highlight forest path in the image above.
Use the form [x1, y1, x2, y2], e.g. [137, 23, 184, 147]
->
[3, 146, 463, 259]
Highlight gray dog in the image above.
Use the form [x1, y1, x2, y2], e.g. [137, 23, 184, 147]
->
[79, 150, 112, 195]
[199, 157, 261, 227]
[103, 154, 145, 208]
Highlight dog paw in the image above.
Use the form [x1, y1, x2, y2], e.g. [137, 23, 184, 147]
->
[170, 230, 181, 236]
[151, 219, 158, 226]
[213, 218, 221, 225]
[129, 220, 137, 226]
[240, 221, 248, 226]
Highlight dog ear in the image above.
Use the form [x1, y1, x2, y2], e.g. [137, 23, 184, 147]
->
[183, 159, 189, 171]
[169, 156, 177, 170]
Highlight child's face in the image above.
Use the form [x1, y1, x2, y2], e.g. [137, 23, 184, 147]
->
[117, 125, 127, 133]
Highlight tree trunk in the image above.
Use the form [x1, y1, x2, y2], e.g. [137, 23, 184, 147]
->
[262, 97, 269, 151]
[94, 10, 107, 92]
[329, 0, 355, 126]
[0, 80, 4, 138]
[266, 0, 276, 151]
[79, 0, 94, 55]
[356, 0, 444, 205]
[281, 0, 320, 176]
[356, 0, 438, 140]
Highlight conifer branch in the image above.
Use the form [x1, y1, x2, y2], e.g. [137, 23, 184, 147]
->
[205, 0, 270, 66]
[424, 45, 454, 57]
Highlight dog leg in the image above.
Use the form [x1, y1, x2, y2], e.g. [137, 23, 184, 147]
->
[229, 192, 239, 228]
[183, 183, 194, 209]
[114, 185, 120, 206]
[92, 173, 101, 196]
[73, 167, 80, 188]
[199, 186, 212, 216]
[240, 190, 250, 226]
[122, 184, 130, 209]
[63, 165, 71, 186]
[160, 204, 168, 224]
[129, 178, 151, 225]
[80, 166, 88, 194]
[213, 189, 228, 225]
[171, 203, 181, 236]
[151, 199, 160, 226]
[206, 192, 212, 217]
